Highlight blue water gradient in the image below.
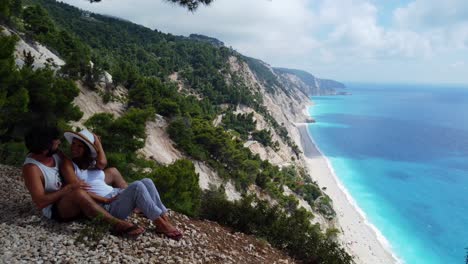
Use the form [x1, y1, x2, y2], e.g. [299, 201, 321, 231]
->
[308, 83, 468, 264]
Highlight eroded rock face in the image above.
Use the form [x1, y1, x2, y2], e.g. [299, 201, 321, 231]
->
[194, 161, 241, 201]
[15, 39, 66, 71]
[0, 165, 295, 263]
[0, 26, 65, 71]
[138, 115, 183, 165]
[69, 81, 126, 129]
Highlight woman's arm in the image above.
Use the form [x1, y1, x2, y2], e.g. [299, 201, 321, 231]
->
[61, 157, 81, 184]
[22, 164, 86, 209]
[60, 156, 92, 190]
[93, 134, 107, 170]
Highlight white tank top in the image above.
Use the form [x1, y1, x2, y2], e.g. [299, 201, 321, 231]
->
[23, 154, 62, 219]
[72, 163, 113, 198]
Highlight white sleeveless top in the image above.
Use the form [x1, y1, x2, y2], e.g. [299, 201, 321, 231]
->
[23, 154, 62, 219]
[72, 163, 114, 198]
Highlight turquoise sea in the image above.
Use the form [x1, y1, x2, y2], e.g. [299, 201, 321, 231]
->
[307, 83, 468, 264]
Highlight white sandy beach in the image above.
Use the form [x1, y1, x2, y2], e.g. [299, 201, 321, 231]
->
[296, 123, 400, 264]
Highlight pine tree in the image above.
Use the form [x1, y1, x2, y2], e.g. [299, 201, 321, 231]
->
[11, 0, 21, 17]
[88, 0, 214, 11]
[0, 0, 12, 21]
[23, 50, 35, 68]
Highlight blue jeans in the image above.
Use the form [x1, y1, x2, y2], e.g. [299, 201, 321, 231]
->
[108, 178, 168, 221]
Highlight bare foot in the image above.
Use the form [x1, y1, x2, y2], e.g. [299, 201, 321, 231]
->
[153, 217, 182, 240]
[161, 212, 171, 223]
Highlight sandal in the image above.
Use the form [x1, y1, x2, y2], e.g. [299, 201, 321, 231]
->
[111, 223, 145, 238]
[155, 229, 183, 241]
[133, 208, 143, 216]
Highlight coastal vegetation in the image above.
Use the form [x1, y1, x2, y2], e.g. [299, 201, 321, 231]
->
[202, 188, 352, 263]
[0, 1, 351, 263]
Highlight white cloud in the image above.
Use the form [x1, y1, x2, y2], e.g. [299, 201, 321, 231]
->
[309, 0, 434, 60]
[393, 0, 468, 51]
[450, 61, 465, 68]
[394, 0, 468, 29]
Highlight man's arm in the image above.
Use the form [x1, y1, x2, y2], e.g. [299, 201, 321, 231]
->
[87, 192, 116, 204]
[22, 164, 84, 209]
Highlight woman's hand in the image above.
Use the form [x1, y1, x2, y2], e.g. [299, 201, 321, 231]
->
[93, 133, 103, 151]
[93, 133, 108, 169]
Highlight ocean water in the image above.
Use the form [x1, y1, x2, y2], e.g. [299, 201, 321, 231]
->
[308, 83, 468, 264]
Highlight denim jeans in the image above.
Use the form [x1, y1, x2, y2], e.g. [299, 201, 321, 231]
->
[108, 178, 168, 221]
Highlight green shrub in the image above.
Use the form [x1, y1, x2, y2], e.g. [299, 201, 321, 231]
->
[102, 92, 112, 104]
[316, 195, 336, 220]
[85, 108, 153, 154]
[0, 142, 27, 166]
[221, 111, 256, 140]
[252, 129, 273, 147]
[150, 159, 201, 217]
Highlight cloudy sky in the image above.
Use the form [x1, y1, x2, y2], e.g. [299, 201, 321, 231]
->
[61, 0, 468, 84]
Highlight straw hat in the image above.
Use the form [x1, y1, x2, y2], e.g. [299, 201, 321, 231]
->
[64, 129, 97, 158]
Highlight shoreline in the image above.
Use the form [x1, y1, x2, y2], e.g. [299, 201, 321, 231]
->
[296, 117, 400, 264]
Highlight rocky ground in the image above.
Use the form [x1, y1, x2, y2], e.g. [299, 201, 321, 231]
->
[0, 164, 296, 264]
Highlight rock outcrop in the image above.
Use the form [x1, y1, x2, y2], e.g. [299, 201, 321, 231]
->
[69, 81, 127, 129]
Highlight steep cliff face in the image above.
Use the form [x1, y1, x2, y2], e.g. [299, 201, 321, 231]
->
[231, 104, 296, 167]
[225, 56, 345, 228]
[227, 56, 311, 167]
[275, 67, 347, 96]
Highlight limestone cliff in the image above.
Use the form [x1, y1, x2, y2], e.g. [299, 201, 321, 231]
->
[222, 56, 341, 229]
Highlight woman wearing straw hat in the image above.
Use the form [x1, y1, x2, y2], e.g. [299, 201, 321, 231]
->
[61, 129, 183, 241]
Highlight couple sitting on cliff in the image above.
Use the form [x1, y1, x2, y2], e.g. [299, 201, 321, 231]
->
[22, 126, 183, 240]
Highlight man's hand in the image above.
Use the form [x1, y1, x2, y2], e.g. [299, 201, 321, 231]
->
[103, 195, 119, 204]
[67, 180, 90, 192]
